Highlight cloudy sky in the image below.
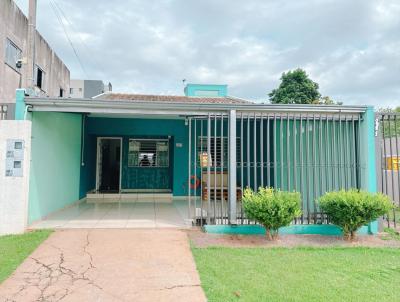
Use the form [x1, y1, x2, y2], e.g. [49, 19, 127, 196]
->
[15, 0, 400, 107]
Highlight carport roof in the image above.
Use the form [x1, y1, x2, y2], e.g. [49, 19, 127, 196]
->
[24, 96, 369, 116]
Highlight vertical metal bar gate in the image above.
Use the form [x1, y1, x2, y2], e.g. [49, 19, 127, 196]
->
[376, 112, 400, 230]
[188, 111, 363, 226]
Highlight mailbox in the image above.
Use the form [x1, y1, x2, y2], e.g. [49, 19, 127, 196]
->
[5, 139, 24, 177]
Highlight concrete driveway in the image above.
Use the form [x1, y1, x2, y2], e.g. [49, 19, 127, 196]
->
[0, 229, 206, 302]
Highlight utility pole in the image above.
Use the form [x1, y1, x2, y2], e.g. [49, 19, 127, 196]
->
[24, 0, 37, 94]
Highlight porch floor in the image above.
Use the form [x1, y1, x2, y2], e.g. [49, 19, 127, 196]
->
[29, 199, 192, 229]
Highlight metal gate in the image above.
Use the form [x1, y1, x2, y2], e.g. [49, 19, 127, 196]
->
[188, 110, 364, 226]
[376, 112, 400, 229]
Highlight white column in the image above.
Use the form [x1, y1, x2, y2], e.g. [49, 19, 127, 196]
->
[228, 110, 237, 224]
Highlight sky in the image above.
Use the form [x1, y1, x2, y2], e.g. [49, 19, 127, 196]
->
[14, 0, 400, 107]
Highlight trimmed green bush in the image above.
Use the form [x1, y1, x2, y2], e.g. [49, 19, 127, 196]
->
[242, 187, 302, 240]
[319, 189, 393, 240]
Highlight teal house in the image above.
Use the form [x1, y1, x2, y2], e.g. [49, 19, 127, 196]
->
[16, 83, 377, 235]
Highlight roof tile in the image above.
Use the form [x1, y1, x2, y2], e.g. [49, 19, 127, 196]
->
[94, 93, 251, 104]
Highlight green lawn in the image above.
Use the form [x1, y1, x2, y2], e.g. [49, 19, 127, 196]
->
[0, 230, 52, 283]
[192, 247, 400, 302]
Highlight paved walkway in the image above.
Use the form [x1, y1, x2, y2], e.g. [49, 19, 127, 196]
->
[0, 229, 206, 302]
[30, 200, 191, 229]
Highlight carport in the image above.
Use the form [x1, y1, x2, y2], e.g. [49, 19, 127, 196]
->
[22, 87, 249, 228]
[25, 106, 197, 228]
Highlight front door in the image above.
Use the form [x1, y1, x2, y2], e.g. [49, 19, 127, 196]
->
[126, 138, 172, 192]
[96, 138, 122, 193]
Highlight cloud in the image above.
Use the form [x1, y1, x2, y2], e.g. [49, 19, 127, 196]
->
[14, 0, 400, 107]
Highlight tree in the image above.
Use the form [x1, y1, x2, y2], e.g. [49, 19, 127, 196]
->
[378, 107, 400, 137]
[312, 96, 343, 105]
[269, 68, 321, 104]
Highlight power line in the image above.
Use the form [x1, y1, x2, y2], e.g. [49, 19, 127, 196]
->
[52, 0, 93, 58]
[48, 0, 88, 78]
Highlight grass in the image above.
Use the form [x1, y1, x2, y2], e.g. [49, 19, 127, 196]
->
[382, 227, 400, 241]
[0, 230, 52, 283]
[192, 247, 400, 302]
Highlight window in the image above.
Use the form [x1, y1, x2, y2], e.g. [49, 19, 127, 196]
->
[5, 39, 22, 71]
[70, 88, 74, 94]
[197, 136, 241, 168]
[128, 139, 169, 167]
[59, 88, 64, 97]
[79, 88, 83, 92]
[34, 65, 45, 90]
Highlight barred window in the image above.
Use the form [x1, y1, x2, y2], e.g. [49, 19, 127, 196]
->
[128, 139, 169, 167]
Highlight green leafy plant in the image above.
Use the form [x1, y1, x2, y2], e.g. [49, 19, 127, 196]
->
[242, 187, 302, 240]
[319, 189, 393, 241]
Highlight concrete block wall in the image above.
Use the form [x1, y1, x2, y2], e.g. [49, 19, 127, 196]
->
[0, 120, 31, 235]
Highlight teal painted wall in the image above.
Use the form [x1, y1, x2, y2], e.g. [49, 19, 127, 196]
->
[28, 112, 82, 223]
[15, 89, 26, 120]
[81, 117, 189, 196]
[184, 84, 228, 97]
[361, 107, 379, 234]
[361, 107, 377, 192]
[205, 224, 373, 236]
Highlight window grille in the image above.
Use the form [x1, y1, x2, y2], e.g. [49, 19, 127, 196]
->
[128, 139, 169, 167]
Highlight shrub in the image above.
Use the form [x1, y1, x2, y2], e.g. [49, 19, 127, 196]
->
[242, 187, 302, 240]
[319, 189, 393, 241]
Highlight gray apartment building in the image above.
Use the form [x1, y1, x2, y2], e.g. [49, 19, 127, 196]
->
[70, 79, 112, 98]
[0, 0, 70, 119]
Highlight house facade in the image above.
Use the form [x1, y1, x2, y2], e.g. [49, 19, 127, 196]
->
[0, 0, 70, 119]
[0, 83, 378, 235]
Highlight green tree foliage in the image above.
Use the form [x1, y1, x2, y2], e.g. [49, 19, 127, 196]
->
[378, 107, 400, 137]
[319, 189, 393, 241]
[269, 68, 321, 104]
[312, 96, 343, 105]
[242, 187, 302, 240]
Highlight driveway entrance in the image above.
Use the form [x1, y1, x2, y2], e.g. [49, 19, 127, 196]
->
[30, 200, 191, 229]
[0, 229, 206, 301]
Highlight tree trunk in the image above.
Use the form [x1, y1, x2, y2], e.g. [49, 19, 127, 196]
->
[272, 232, 279, 240]
[265, 229, 273, 241]
[344, 231, 357, 241]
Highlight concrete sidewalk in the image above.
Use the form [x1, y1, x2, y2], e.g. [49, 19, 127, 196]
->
[0, 229, 206, 302]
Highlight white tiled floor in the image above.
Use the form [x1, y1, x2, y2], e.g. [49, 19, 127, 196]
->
[29, 200, 192, 229]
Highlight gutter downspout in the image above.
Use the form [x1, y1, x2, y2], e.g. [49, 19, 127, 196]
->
[24, 105, 33, 120]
